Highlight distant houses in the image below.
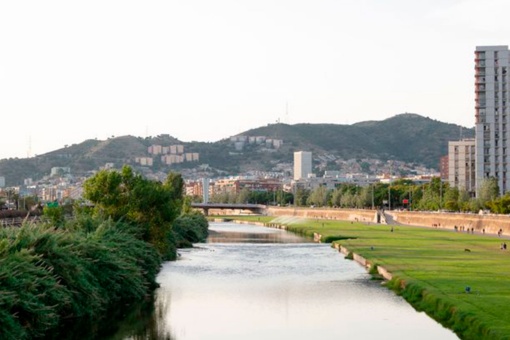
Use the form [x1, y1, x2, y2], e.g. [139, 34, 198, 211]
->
[135, 144, 200, 166]
[230, 135, 283, 151]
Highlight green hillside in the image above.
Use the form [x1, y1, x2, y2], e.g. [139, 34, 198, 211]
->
[241, 113, 473, 167]
[0, 114, 474, 186]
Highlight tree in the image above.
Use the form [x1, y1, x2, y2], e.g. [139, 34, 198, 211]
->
[443, 187, 460, 212]
[307, 186, 329, 207]
[458, 188, 472, 212]
[358, 186, 372, 208]
[478, 177, 499, 208]
[83, 165, 183, 259]
[487, 194, 510, 214]
[294, 187, 310, 206]
[236, 188, 251, 204]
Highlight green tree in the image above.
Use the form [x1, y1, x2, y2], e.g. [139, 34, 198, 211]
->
[488, 194, 510, 214]
[42, 205, 64, 227]
[164, 172, 185, 217]
[358, 186, 373, 208]
[307, 186, 329, 207]
[458, 188, 472, 212]
[236, 188, 251, 204]
[331, 188, 342, 207]
[294, 187, 310, 206]
[443, 186, 460, 211]
[478, 177, 500, 208]
[83, 165, 183, 259]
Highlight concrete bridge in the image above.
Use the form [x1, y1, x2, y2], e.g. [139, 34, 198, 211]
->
[191, 203, 267, 216]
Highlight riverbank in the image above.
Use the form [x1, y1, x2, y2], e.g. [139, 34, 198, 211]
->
[265, 206, 510, 237]
[220, 215, 510, 340]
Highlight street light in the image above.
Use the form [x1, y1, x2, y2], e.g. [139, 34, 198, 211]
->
[410, 185, 413, 211]
[371, 183, 374, 210]
[439, 178, 443, 209]
[388, 161, 392, 210]
[388, 182, 391, 210]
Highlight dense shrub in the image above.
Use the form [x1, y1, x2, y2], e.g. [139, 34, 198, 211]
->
[172, 213, 209, 248]
[0, 218, 161, 339]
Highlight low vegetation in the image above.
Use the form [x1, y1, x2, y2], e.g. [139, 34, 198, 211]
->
[0, 166, 208, 339]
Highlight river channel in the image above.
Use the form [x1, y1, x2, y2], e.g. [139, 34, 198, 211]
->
[109, 222, 458, 339]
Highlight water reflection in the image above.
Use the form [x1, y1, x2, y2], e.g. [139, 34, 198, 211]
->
[108, 222, 458, 340]
[207, 223, 309, 244]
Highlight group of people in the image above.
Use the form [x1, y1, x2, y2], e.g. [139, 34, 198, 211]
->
[454, 225, 475, 234]
[501, 242, 507, 250]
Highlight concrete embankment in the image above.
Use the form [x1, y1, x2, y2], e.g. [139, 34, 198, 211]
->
[266, 206, 510, 236]
[332, 243, 393, 281]
[267, 206, 379, 223]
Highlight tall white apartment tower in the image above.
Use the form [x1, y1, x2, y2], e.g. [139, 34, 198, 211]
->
[293, 151, 312, 180]
[475, 46, 510, 196]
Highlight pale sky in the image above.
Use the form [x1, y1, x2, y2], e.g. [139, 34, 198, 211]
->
[1, 0, 509, 160]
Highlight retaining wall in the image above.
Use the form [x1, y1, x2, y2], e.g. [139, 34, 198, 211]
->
[266, 207, 510, 236]
[267, 207, 378, 223]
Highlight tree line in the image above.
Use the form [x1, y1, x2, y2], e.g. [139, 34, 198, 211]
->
[207, 177, 507, 213]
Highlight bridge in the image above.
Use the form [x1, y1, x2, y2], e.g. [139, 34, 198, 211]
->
[191, 203, 267, 216]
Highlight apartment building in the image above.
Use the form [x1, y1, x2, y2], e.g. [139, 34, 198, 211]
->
[439, 155, 449, 180]
[293, 151, 312, 180]
[475, 45, 510, 195]
[448, 139, 476, 195]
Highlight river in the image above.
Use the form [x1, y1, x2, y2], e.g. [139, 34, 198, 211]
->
[108, 222, 458, 339]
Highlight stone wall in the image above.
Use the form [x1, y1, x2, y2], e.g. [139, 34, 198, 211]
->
[388, 211, 510, 234]
[267, 207, 378, 223]
[266, 207, 510, 235]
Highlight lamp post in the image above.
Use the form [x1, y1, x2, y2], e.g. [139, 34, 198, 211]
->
[371, 183, 375, 210]
[410, 185, 413, 211]
[388, 180, 392, 211]
[439, 178, 443, 210]
[388, 161, 392, 210]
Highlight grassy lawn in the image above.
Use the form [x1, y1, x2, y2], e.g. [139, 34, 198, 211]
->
[214, 215, 510, 339]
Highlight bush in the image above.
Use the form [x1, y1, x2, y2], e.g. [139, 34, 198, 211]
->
[0, 218, 161, 339]
[172, 213, 209, 248]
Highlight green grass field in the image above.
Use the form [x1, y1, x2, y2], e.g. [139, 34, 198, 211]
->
[214, 215, 510, 339]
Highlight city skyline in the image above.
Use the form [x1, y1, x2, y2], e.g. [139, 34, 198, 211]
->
[2, 1, 510, 160]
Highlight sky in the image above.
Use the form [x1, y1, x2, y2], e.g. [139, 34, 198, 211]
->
[1, 0, 510, 160]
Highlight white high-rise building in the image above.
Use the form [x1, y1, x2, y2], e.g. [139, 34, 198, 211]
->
[202, 178, 210, 203]
[448, 139, 476, 195]
[294, 151, 312, 180]
[475, 45, 510, 195]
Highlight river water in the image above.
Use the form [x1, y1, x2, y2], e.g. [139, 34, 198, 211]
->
[110, 222, 458, 339]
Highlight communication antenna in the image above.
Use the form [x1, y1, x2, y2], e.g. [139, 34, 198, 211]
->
[285, 101, 289, 124]
[27, 135, 32, 158]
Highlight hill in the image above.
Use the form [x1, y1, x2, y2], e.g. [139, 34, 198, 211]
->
[234, 113, 473, 167]
[0, 113, 474, 186]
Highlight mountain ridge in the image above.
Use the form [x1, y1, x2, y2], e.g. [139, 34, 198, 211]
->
[0, 113, 475, 186]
